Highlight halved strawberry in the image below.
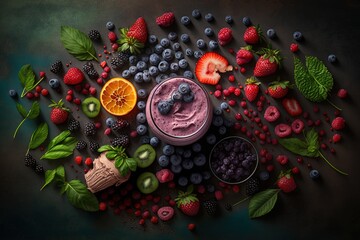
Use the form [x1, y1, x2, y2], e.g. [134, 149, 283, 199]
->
[282, 98, 302, 116]
[195, 52, 232, 85]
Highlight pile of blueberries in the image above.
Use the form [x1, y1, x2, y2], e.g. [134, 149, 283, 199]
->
[210, 137, 258, 183]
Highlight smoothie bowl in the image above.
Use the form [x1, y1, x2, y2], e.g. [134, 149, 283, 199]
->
[146, 77, 213, 146]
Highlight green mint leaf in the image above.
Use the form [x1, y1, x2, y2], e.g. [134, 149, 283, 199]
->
[98, 145, 113, 153]
[278, 138, 318, 157]
[28, 122, 48, 150]
[294, 56, 333, 102]
[125, 158, 137, 172]
[65, 180, 99, 212]
[16, 103, 27, 118]
[18, 64, 35, 93]
[27, 101, 40, 119]
[47, 130, 71, 150]
[60, 26, 98, 61]
[41, 144, 76, 160]
[249, 189, 280, 218]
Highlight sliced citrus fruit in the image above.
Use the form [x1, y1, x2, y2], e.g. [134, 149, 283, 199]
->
[100, 77, 137, 116]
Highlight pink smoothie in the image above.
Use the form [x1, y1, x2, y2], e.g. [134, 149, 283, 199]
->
[146, 77, 212, 146]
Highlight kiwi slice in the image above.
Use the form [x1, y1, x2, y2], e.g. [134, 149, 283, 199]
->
[136, 172, 159, 194]
[82, 97, 101, 118]
[134, 144, 156, 168]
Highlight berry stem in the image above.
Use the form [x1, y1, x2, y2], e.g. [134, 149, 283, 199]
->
[13, 117, 28, 138]
[87, 51, 99, 62]
[326, 99, 342, 111]
[318, 151, 348, 176]
[232, 196, 250, 207]
[21, 77, 45, 98]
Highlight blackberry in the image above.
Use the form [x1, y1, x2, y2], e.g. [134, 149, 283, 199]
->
[82, 62, 94, 73]
[68, 119, 80, 132]
[24, 154, 36, 168]
[76, 140, 87, 151]
[245, 177, 261, 196]
[110, 57, 125, 69]
[110, 135, 130, 147]
[87, 69, 99, 80]
[88, 29, 101, 41]
[35, 164, 44, 175]
[50, 60, 63, 74]
[224, 203, 232, 212]
[89, 141, 100, 153]
[111, 119, 129, 132]
[84, 122, 96, 136]
[203, 199, 218, 216]
[118, 52, 129, 63]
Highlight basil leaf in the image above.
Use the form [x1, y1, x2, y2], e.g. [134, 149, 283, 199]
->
[249, 189, 280, 218]
[65, 180, 99, 212]
[62, 136, 78, 148]
[98, 145, 113, 153]
[115, 156, 124, 169]
[119, 162, 129, 176]
[60, 26, 98, 61]
[56, 165, 66, 182]
[40, 169, 57, 190]
[125, 158, 137, 172]
[18, 64, 35, 91]
[48, 130, 71, 150]
[27, 101, 40, 119]
[106, 151, 118, 160]
[29, 122, 48, 150]
[16, 103, 27, 118]
[41, 144, 75, 160]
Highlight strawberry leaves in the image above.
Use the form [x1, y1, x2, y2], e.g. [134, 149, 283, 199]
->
[61, 26, 98, 61]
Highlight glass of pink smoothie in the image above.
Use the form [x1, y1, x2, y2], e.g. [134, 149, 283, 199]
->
[146, 77, 213, 146]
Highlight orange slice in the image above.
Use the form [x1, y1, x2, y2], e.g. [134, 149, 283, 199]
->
[100, 77, 137, 116]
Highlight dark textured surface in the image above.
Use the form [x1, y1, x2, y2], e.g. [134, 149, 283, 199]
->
[1, 0, 360, 239]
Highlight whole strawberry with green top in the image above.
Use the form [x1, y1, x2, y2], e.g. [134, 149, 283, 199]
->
[244, 77, 261, 102]
[244, 25, 262, 45]
[277, 170, 297, 193]
[49, 99, 70, 125]
[254, 48, 282, 77]
[175, 185, 200, 216]
[267, 80, 292, 99]
[118, 17, 148, 54]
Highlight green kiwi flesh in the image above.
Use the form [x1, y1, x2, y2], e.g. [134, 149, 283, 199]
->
[134, 144, 156, 168]
[82, 97, 101, 118]
[136, 172, 159, 194]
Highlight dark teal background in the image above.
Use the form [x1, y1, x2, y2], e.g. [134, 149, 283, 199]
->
[1, 0, 360, 239]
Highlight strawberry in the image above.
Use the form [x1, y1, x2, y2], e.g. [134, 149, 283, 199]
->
[267, 80, 291, 98]
[49, 99, 70, 125]
[277, 171, 297, 193]
[282, 98, 303, 116]
[63, 67, 84, 85]
[217, 27, 233, 46]
[156, 12, 175, 27]
[195, 52, 232, 85]
[118, 17, 148, 54]
[244, 25, 261, 45]
[236, 46, 253, 65]
[244, 77, 261, 102]
[175, 185, 200, 216]
[254, 48, 282, 77]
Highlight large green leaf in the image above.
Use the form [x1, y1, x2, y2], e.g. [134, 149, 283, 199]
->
[249, 189, 280, 218]
[47, 130, 71, 150]
[279, 138, 318, 157]
[18, 64, 35, 91]
[65, 180, 99, 212]
[28, 122, 48, 150]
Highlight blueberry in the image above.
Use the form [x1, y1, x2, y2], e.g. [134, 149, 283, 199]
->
[206, 184, 215, 193]
[293, 31, 303, 41]
[170, 154, 182, 166]
[242, 16, 252, 27]
[155, 74, 169, 84]
[168, 32, 178, 41]
[218, 126, 227, 135]
[129, 66, 138, 75]
[122, 69, 131, 78]
[178, 59, 188, 69]
[169, 72, 177, 78]
[148, 34, 158, 44]
[192, 143, 202, 153]
[154, 44, 164, 54]
[194, 153, 206, 167]
[182, 91, 194, 103]
[175, 147, 185, 155]
[141, 55, 149, 63]
[142, 70, 151, 83]
[212, 116, 224, 127]
[220, 102, 229, 110]
[175, 51, 184, 60]
[172, 42, 181, 51]
[140, 136, 150, 144]
[48, 78, 60, 89]
[105, 117, 115, 127]
[209, 40, 219, 50]
[106, 21, 115, 30]
[190, 173, 203, 185]
[196, 39, 206, 49]
[202, 171, 211, 180]
[183, 149, 192, 158]
[183, 70, 194, 79]
[136, 124, 147, 136]
[171, 164, 183, 174]
[160, 38, 170, 47]
[194, 50, 203, 59]
[137, 101, 146, 111]
[136, 112, 147, 124]
[204, 13, 214, 22]
[171, 91, 182, 101]
[180, 34, 190, 43]
[158, 155, 170, 167]
[213, 107, 223, 115]
[149, 53, 161, 65]
[204, 27, 214, 37]
[206, 134, 217, 145]
[163, 144, 175, 156]
[136, 61, 147, 71]
[148, 66, 159, 77]
[8, 89, 17, 98]
[182, 159, 194, 170]
[150, 136, 160, 147]
[223, 119, 234, 128]
[266, 28, 277, 39]
[178, 83, 191, 94]
[129, 55, 138, 65]
[170, 62, 179, 72]
[327, 54, 337, 63]
[162, 49, 174, 62]
[225, 15, 233, 24]
[310, 169, 320, 179]
[181, 16, 191, 26]
[185, 48, 193, 57]
[178, 176, 189, 187]
[158, 61, 170, 72]
[192, 9, 201, 19]
[157, 100, 172, 115]
[259, 171, 270, 181]
[134, 72, 143, 83]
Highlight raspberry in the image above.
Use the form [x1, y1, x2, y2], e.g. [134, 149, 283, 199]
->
[234, 88, 241, 96]
[290, 43, 299, 52]
[156, 12, 175, 27]
[264, 106, 280, 122]
[214, 90, 222, 98]
[332, 133, 341, 143]
[218, 27, 233, 46]
[214, 190, 224, 200]
[108, 31, 117, 42]
[228, 75, 235, 82]
[292, 167, 300, 174]
[331, 117, 345, 130]
[41, 88, 49, 96]
[228, 99, 236, 107]
[337, 89, 348, 99]
[276, 155, 289, 165]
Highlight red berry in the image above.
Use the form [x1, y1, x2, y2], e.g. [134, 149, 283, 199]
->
[228, 75, 235, 82]
[214, 190, 224, 200]
[223, 89, 230, 97]
[101, 72, 108, 79]
[142, 210, 150, 219]
[104, 128, 111, 135]
[130, 130, 138, 138]
[73, 98, 81, 105]
[292, 167, 300, 174]
[74, 156, 83, 165]
[67, 90, 74, 95]
[39, 71, 46, 78]
[85, 157, 93, 166]
[232, 185, 240, 193]
[99, 202, 107, 211]
[150, 216, 159, 224]
[65, 94, 73, 102]
[228, 99, 236, 107]
[151, 205, 160, 213]
[89, 87, 97, 95]
[331, 117, 346, 130]
[214, 90, 222, 98]
[337, 88, 348, 99]
[240, 67, 246, 73]
[41, 88, 49, 96]
[187, 223, 196, 231]
[134, 210, 142, 217]
[138, 218, 145, 226]
[290, 43, 299, 52]
[108, 31, 117, 42]
[332, 133, 341, 143]
[96, 78, 104, 85]
[35, 85, 42, 93]
[276, 155, 289, 165]
[26, 92, 34, 99]
[197, 185, 206, 194]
